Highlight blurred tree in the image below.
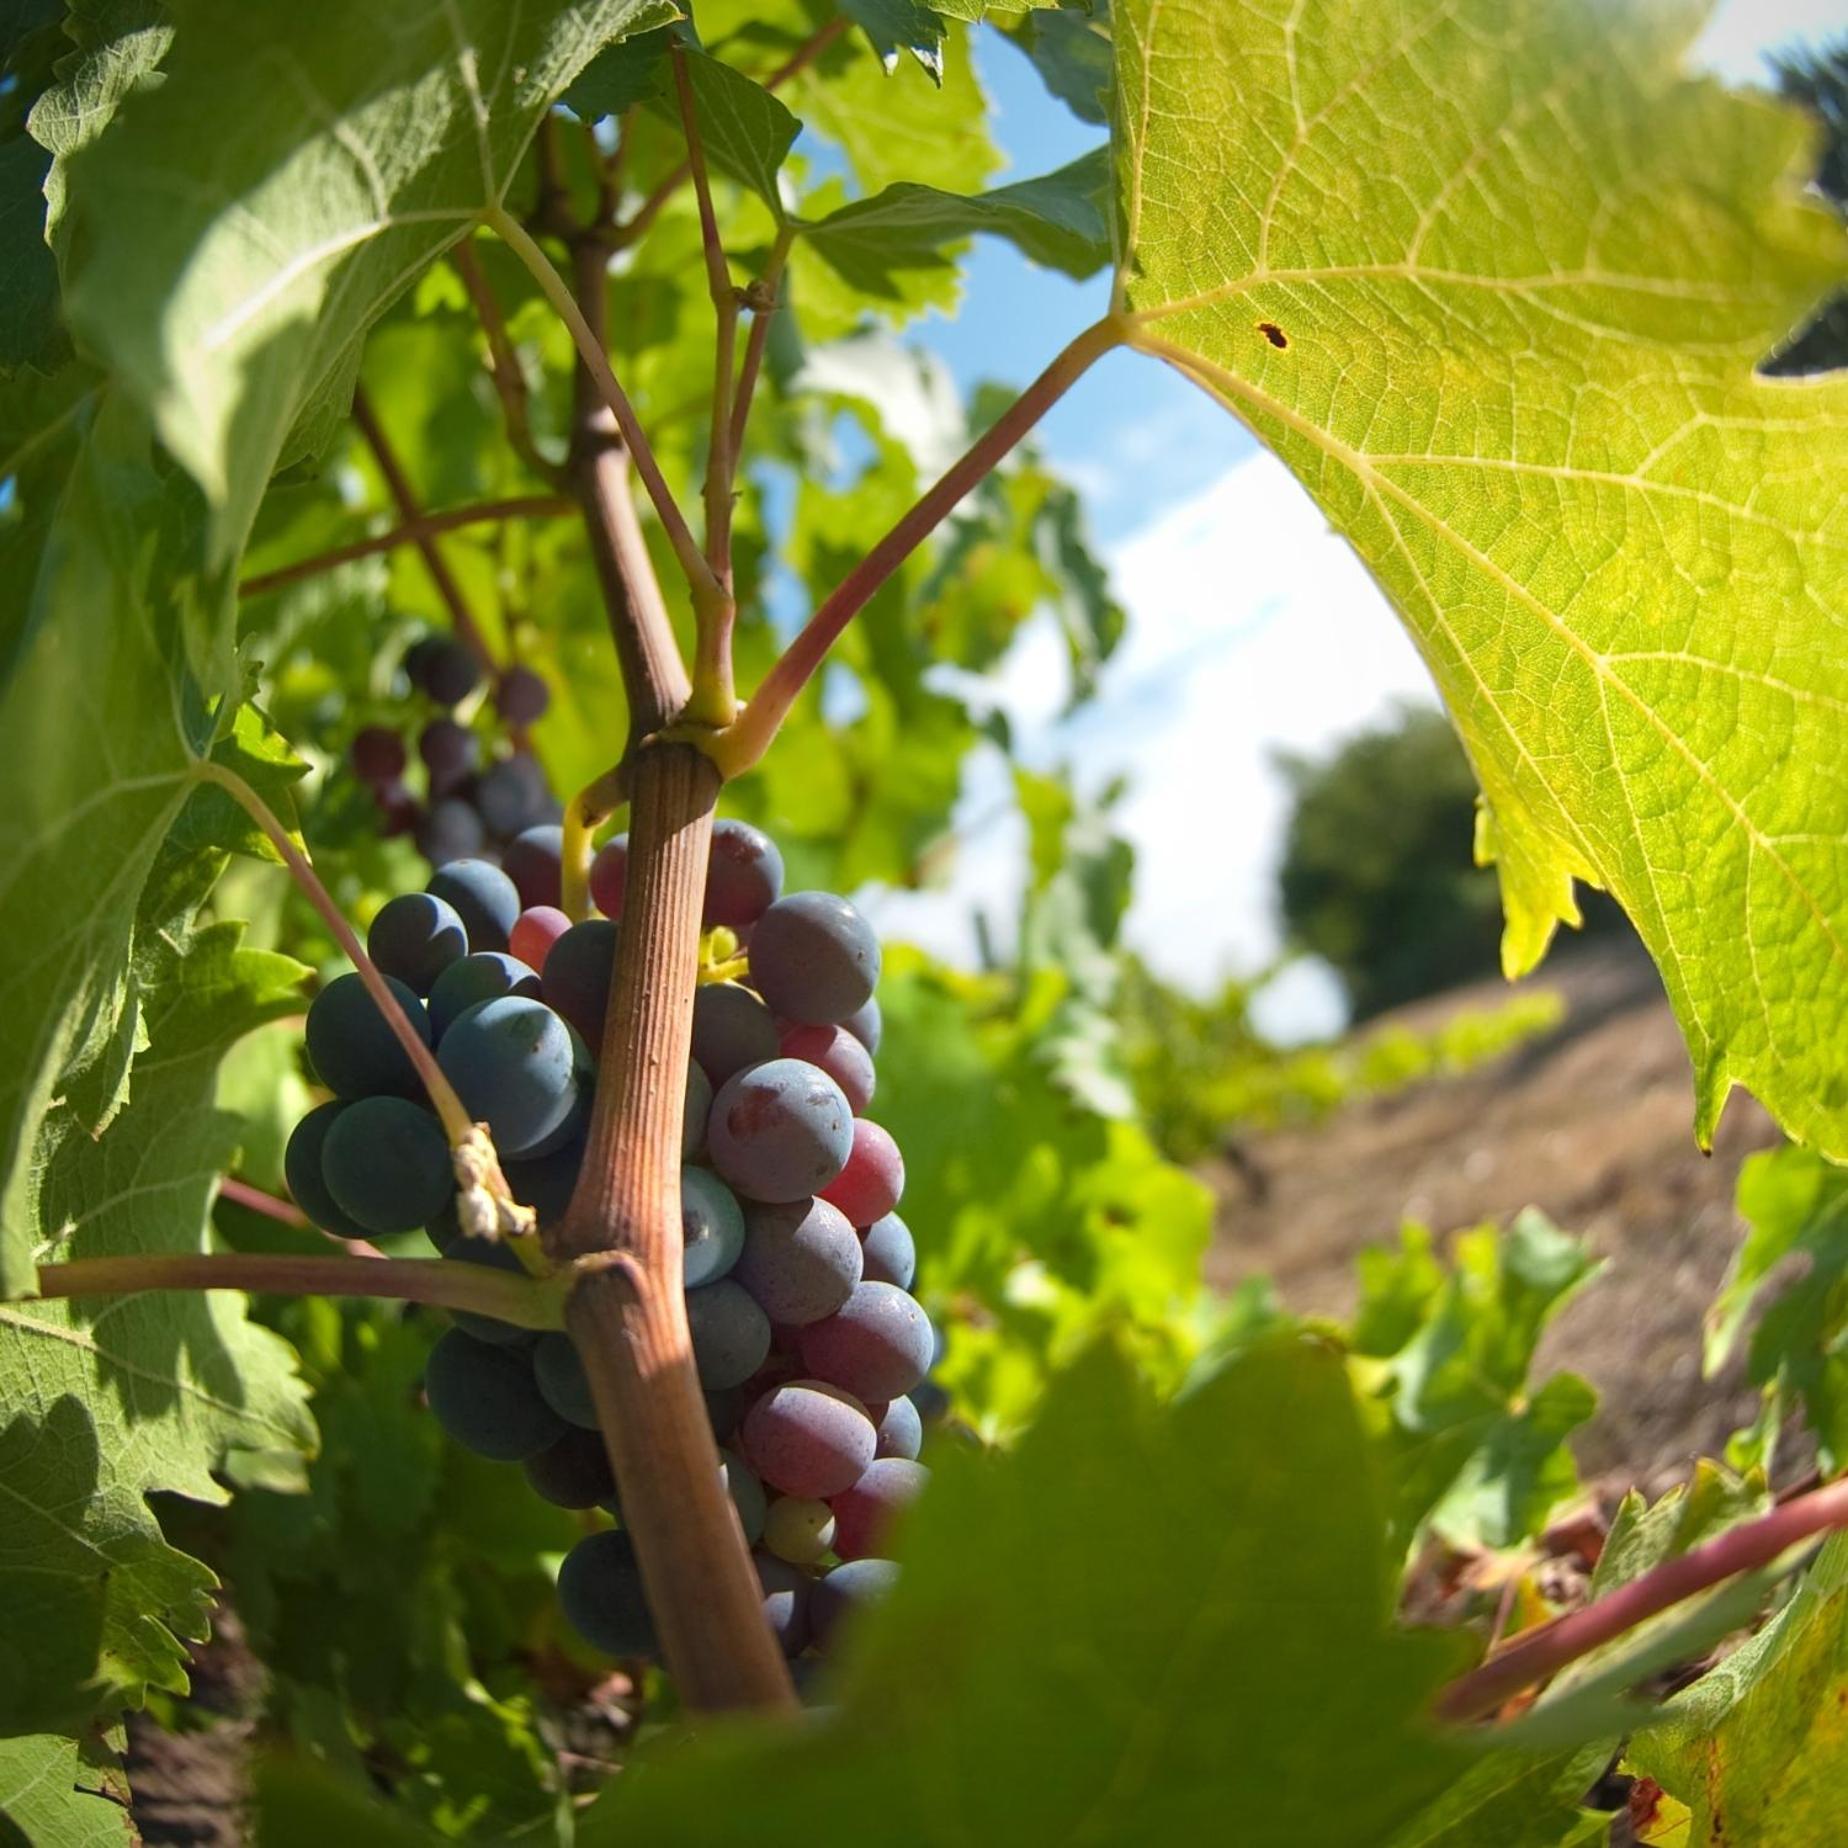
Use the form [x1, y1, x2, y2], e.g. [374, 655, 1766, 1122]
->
[1765, 39, 1848, 374]
[1276, 705, 1502, 1018]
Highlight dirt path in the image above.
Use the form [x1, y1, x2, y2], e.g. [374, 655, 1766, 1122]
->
[1203, 938, 1783, 1493]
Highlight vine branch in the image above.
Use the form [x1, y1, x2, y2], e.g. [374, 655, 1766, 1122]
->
[618, 17, 849, 247]
[671, 38, 741, 718]
[711, 316, 1125, 776]
[1437, 1473, 1848, 1723]
[198, 762, 476, 1146]
[729, 225, 795, 467]
[451, 240, 568, 489]
[238, 497, 570, 600]
[547, 208, 796, 1712]
[31, 1251, 562, 1328]
[351, 388, 500, 673]
[485, 202, 722, 608]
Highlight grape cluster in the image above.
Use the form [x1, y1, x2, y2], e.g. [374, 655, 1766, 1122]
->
[348, 632, 562, 869]
[282, 815, 933, 1673]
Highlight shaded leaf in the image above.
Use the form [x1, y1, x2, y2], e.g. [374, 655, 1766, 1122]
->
[803, 144, 1111, 307]
[0, 865, 314, 1733]
[840, 0, 946, 83]
[998, 1, 1112, 125]
[0, 1729, 135, 1847]
[583, 1341, 1476, 1845]
[57, 0, 675, 553]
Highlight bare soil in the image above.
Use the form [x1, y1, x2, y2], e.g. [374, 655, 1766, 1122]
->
[1201, 937, 1785, 1495]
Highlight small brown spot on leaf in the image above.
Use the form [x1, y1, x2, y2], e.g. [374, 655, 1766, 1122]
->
[1257, 321, 1288, 348]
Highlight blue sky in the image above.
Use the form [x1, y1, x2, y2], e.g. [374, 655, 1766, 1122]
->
[858, 0, 1848, 1037]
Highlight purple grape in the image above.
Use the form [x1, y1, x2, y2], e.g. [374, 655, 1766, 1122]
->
[685, 1277, 772, 1389]
[477, 753, 555, 839]
[542, 918, 618, 1046]
[558, 1528, 657, 1657]
[691, 982, 779, 1086]
[523, 1426, 616, 1508]
[366, 891, 468, 995]
[734, 1196, 862, 1326]
[350, 725, 406, 783]
[753, 1552, 812, 1657]
[436, 996, 582, 1156]
[373, 779, 422, 838]
[494, 665, 551, 725]
[408, 635, 481, 707]
[533, 1330, 599, 1428]
[859, 1212, 916, 1289]
[705, 819, 784, 929]
[740, 1380, 875, 1498]
[304, 971, 431, 1100]
[819, 1118, 904, 1226]
[426, 858, 521, 954]
[830, 1457, 927, 1560]
[707, 1058, 854, 1204]
[873, 1394, 922, 1460]
[417, 797, 485, 865]
[682, 1166, 746, 1287]
[779, 1022, 875, 1114]
[841, 996, 882, 1055]
[811, 1557, 897, 1648]
[503, 824, 565, 909]
[283, 1100, 369, 1240]
[588, 833, 628, 919]
[424, 1326, 562, 1461]
[747, 892, 880, 1025]
[798, 1283, 933, 1404]
[683, 1060, 713, 1160]
[321, 1096, 454, 1234]
[428, 951, 543, 1039]
[505, 1132, 585, 1230]
[419, 717, 480, 797]
[723, 1448, 768, 1545]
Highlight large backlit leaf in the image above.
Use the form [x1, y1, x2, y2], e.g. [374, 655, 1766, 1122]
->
[56, 0, 675, 554]
[1110, 0, 1848, 1155]
[582, 1341, 1477, 1845]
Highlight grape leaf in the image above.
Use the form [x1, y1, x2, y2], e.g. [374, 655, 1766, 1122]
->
[1381, 1743, 1611, 1848]
[1627, 1534, 1848, 1844]
[1705, 1145, 1848, 1467]
[55, 0, 676, 554]
[840, 0, 947, 83]
[0, 1729, 134, 1847]
[1109, 0, 1848, 1156]
[582, 1340, 1479, 1845]
[0, 399, 223, 1298]
[28, 0, 172, 247]
[790, 15, 998, 199]
[664, 43, 800, 215]
[1373, 1210, 1601, 1550]
[802, 145, 1111, 306]
[998, 3, 1112, 126]
[562, 23, 672, 122]
[0, 853, 314, 1735]
[0, 133, 62, 374]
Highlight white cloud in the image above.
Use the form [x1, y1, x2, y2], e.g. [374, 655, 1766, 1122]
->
[863, 452, 1440, 1015]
